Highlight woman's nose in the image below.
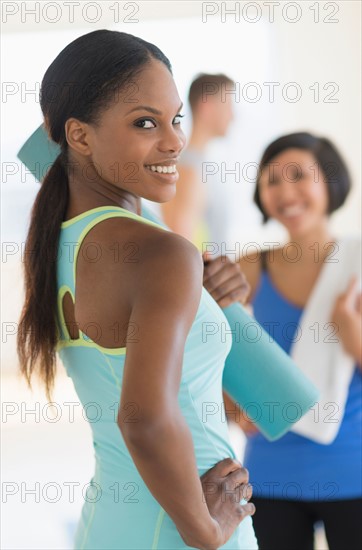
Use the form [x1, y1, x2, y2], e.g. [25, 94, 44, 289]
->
[278, 179, 300, 200]
[158, 126, 186, 154]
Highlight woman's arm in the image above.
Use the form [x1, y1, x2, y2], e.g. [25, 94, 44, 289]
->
[117, 233, 251, 549]
[223, 391, 258, 435]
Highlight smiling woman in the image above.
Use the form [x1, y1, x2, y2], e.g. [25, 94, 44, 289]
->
[234, 133, 361, 550]
[16, 30, 258, 549]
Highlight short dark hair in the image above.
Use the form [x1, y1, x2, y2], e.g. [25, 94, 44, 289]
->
[254, 132, 351, 223]
[188, 73, 234, 113]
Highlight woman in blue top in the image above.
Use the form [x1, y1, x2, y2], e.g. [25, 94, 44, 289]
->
[225, 132, 362, 549]
[16, 30, 258, 549]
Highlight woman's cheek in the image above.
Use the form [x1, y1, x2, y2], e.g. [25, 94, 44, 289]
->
[260, 190, 275, 218]
[307, 179, 329, 212]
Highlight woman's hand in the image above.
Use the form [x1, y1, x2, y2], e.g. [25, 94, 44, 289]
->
[200, 458, 255, 548]
[331, 276, 362, 366]
[203, 253, 251, 308]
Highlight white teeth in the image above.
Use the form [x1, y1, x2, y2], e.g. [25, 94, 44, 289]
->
[147, 164, 176, 173]
[281, 205, 305, 218]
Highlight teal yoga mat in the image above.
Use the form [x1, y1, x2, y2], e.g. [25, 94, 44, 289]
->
[17, 125, 319, 441]
[221, 302, 319, 440]
[17, 124, 60, 181]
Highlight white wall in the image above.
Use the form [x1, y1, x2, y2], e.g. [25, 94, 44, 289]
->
[271, 0, 361, 237]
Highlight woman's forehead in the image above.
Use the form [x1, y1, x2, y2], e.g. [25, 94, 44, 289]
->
[259, 149, 317, 181]
[268, 148, 315, 164]
[123, 60, 179, 105]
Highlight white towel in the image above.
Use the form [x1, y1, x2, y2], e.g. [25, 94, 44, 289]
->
[290, 235, 361, 444]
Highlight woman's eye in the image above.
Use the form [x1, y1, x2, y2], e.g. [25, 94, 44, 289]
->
[134, 119, 156, 129]
[292, 170, 304, 181]
[134, 114, 184, 128]
[173, 114, 185, 125]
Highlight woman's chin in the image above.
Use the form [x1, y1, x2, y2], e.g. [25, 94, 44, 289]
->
[284, 219, 318, 240]
[141, 188, 177, 204]
[278, 215, 309, 235]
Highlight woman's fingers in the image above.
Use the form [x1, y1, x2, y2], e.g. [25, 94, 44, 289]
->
[201, 458, 242, 484]
[201, 458, 253, 504]
[217, 281, 250, 309]
[239, 483, 253, 502]
[226, 466, 250, 490]
[223, 480, 253, 502]
[212, 457, 242, 477]
[203, 258, 236, 290]
[203, 256, 251, 306]
[339, 276, 360, 310]
[356, 292, 362, 314]
[239, 502, 256, 518]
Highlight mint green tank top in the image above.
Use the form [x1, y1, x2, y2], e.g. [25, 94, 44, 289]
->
[56, 205, 258, 550]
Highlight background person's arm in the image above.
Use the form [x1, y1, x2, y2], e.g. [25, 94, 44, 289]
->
[331, 276, 362, 368]
[117, 233, 253, 549]
[223, 390, 259, 436]
[160, 165, 203, 242]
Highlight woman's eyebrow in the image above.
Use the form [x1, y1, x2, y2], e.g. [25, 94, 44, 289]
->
[126, 102, 183, 116]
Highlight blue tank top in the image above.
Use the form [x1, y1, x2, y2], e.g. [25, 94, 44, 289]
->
[243, 270, 362, 501]
[56, 205, 258, 549]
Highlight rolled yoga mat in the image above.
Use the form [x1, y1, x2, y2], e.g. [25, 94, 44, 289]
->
[221, 302, 319, 440]
[17, 124, 320, 441]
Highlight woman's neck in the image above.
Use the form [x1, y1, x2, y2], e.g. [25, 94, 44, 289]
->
[66, 160, 142, 217]
[287, 220, 335, 265]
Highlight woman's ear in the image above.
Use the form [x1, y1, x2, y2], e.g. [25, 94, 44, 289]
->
[64, 118, 93, 156]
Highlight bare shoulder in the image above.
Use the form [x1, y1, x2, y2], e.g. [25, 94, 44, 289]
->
[95, 215, 199, 282]
[137, 229, 204, 304]
[124, 225, 204, 330]
[78, 214, 201, 271]
[145, 227, 202, 265]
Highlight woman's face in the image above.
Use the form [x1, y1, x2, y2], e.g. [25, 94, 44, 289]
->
[79, 58, 186, 203]
[258, 148, 330, 237]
